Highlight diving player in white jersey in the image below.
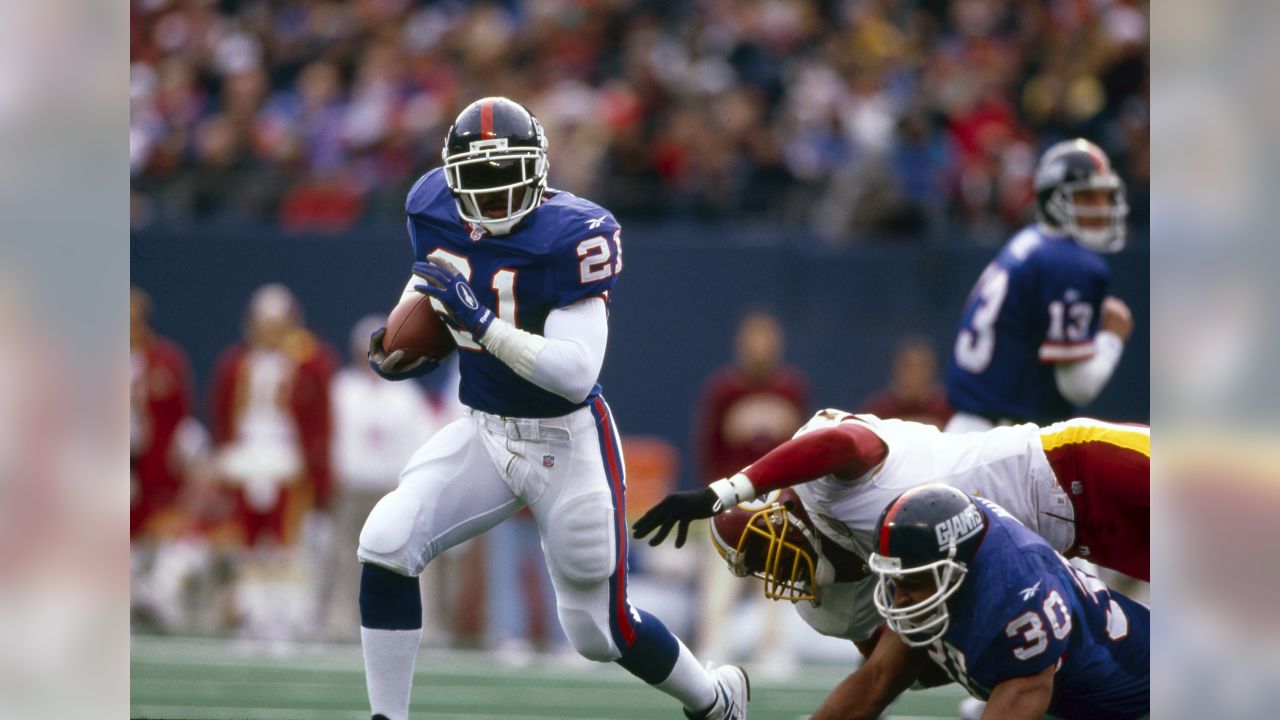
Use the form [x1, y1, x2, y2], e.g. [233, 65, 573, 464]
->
[945, 139, 1136, 433]
[634, 409, 1149, 652]
[358, 98, 748, 720]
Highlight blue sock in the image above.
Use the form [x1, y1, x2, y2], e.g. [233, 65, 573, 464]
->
[359, 563, 421, 630]
[614, 606, 679, 684]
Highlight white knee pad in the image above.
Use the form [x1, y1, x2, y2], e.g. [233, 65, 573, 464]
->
[559, 606, 620, 662]
[543, 492, 615, 584]
[358, 490, 422, 565]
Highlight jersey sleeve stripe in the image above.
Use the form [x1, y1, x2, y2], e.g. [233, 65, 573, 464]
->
[1038, 341, 1095, 363]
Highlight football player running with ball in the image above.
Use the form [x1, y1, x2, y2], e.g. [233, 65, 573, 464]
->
[357, 98, 748, 720]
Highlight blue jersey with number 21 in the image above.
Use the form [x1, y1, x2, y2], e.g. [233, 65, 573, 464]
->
[946, 225, 1110, 423]
[927, 498, 1149, 720]
[405, 168, 622, 418]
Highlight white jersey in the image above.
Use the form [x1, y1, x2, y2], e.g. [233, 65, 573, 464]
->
[788, 409, 1075, 642]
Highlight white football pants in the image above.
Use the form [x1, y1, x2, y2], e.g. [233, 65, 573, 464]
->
[358, 397, 636, 662]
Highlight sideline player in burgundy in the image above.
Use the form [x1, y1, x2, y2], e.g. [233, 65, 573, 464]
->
[357, 97, 749, 720]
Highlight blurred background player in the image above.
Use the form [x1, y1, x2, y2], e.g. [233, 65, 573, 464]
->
[859, 336, 951, 428]
[130, 287, 194, 542]
[210, 283, 337, 640]
[130, 286, 197, 628]
[945, 139, 1135, 433]
[693, 311, 807, 675]
[357, 98, 748, 720]
[319, 314, 465, 643]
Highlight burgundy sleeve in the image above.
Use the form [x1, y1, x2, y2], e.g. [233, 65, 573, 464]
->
[742, 422, 887, 493]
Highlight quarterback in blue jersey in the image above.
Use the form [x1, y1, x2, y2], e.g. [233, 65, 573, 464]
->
[356, 98, 748, 720]
[811, 484, 1148, 720]
[946, 139, 1136, 432]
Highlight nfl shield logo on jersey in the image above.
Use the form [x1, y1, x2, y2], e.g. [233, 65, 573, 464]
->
[543, 454, 555, 468]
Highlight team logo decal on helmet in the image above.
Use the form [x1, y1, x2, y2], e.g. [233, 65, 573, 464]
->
[441, 97, 550, 236]
[1034, 138, 1130, 253]
[709, 489, 821, 605]
[869, 485, 987, 647]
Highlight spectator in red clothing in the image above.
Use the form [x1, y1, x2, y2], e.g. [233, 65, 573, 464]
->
[130, 286, 194, 540]
[860, 336, 952, 429]
[210, 283, 337, 549]
[696, 311, 809, 485]
[209, 283, 338, 640]
[693, 310, 808, 674]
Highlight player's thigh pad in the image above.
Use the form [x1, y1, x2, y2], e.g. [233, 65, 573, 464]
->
[542, 490, 616, 584]
[357, 417, 518, 575]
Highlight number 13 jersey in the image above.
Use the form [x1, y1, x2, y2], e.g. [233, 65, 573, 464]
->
[405, 168, 622, 418]
[946, 225, 1110, 424]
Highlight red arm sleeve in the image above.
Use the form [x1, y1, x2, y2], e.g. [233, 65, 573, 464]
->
[742, 422, 887, 494]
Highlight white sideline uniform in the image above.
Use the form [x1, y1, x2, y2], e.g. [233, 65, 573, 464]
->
[787, 409, 1076, 642]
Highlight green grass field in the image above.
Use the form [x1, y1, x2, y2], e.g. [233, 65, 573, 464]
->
[131, 635, 969, 719]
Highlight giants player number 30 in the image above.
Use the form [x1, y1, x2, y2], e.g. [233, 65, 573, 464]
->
[357, 98, 749, 720]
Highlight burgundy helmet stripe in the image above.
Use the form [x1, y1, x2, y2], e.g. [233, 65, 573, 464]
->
[480, 100, 494, 139]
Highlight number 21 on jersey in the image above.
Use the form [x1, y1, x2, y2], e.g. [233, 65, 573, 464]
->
[428, 230, 622, 350]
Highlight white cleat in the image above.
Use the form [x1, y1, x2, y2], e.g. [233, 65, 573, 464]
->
[685, 664, 750, 720]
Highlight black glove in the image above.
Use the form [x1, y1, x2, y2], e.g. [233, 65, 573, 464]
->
[367, 327, 438, 381]
[631, 488, 719, 548]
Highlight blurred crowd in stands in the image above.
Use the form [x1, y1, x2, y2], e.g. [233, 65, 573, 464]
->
[130, 0, 1149, 245]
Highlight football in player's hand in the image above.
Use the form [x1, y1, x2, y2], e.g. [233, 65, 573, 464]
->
[383, 294, 457, 361]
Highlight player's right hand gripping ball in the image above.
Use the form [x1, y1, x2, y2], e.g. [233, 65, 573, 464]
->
[412, 261, 495, 340]
[367, 321, 441, 381]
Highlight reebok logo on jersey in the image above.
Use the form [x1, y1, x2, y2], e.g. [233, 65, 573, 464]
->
[457, 283, 480, 310]
[1018, 580, 1042, 601]
[935, 505, 983, 549]
[586, 215, 607, 229]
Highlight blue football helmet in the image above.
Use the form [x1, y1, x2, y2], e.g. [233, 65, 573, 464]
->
[869, 484, 987, 647]
[1034, 138, 1129, 253]
[441, 97, 549, 236]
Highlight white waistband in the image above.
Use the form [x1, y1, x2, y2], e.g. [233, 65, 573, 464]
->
[465, 403, 599, 441]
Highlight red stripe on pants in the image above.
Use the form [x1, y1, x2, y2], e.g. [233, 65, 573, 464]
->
[594, 398, 636, 647]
